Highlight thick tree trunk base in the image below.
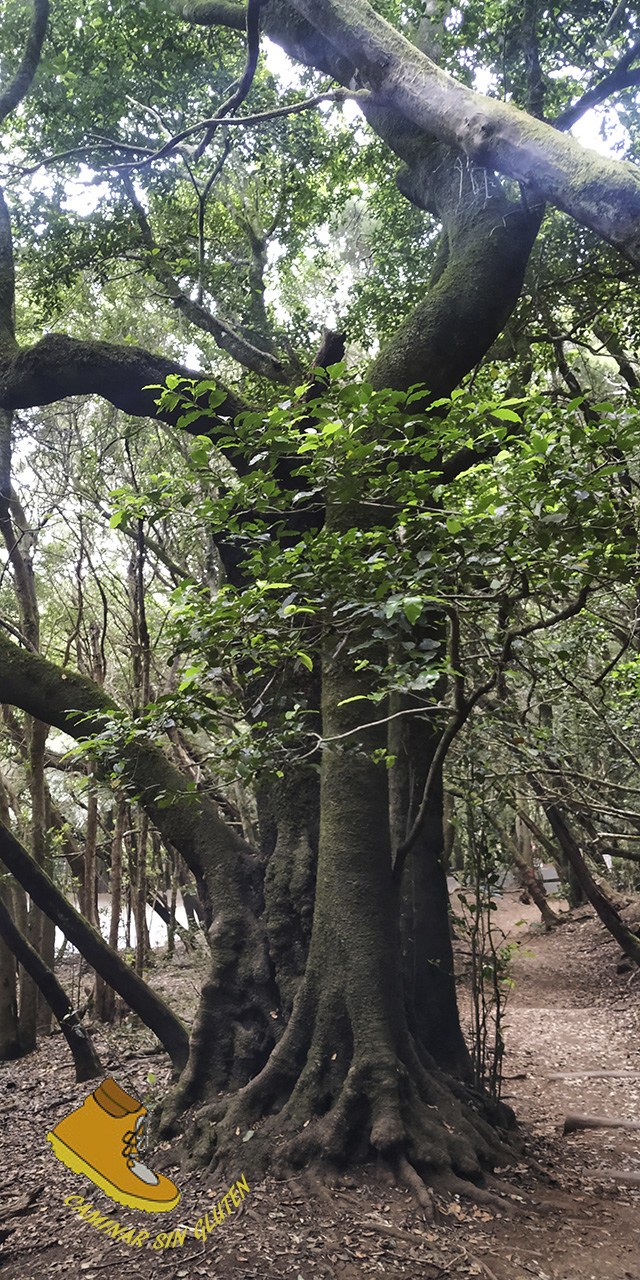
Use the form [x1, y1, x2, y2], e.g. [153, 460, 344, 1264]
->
[159, 970, 518, 1207]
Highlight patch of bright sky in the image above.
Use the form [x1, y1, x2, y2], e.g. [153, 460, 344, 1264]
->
[263, 38, 363, 128]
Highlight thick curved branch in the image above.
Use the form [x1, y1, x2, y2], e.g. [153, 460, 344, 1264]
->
[195, 0, 265, 160]
[0, 0, 49, 125]
[171, 0, 247, 29]
[0, 333, 246, 425]
[284, 0, 640, 264]
[367, 144, 543, 394]
[0, 627, 257, 908]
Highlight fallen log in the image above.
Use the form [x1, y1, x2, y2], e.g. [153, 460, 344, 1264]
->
[593, 1169, 640, 1186]
[563, 1113, 640, 1135]
[548, 1071, 640, 1080]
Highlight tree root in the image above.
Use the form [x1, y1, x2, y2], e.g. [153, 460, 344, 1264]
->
[171, 966, 520, 1209]
[395, 1153, 436, 1221]
[433, 1170, 518, 1217]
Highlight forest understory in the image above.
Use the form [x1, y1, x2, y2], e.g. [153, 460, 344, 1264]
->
[0, 888, 639, 1280]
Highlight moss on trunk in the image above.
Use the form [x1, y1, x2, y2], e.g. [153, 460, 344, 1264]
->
[164, 626, 515, 1201]
[260, 767, 319, 1014]
[0, 629, 279, 1088]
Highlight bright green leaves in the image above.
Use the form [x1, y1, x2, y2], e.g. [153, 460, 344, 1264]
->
[100, 366, 639, 781]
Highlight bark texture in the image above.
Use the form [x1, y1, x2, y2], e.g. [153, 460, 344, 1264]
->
[390, 712, 471, 1080]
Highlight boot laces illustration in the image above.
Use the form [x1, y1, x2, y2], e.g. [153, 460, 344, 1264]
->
[123, 1113, 160, 1186]
[47, 1077, 180, 1213]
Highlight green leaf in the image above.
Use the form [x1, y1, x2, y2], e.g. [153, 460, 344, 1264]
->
[297, 651, 313, 671]
[242, 1129, 255, 1142]
[402, 597, 423, 625]
[491, 407, 521, 422]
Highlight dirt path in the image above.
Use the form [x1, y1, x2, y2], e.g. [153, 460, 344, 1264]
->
[0, 895, 639, 1280]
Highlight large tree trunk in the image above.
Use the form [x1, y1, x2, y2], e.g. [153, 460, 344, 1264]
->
[261, 767, 319, 1015]
[389, 710, 471, 1080]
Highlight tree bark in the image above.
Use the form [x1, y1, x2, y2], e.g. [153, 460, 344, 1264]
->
[260, 767, 319, 1015]
[389, 711, 471, 1079]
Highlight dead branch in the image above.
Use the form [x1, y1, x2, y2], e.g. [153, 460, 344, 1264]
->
[563, 1113, 640, 1135]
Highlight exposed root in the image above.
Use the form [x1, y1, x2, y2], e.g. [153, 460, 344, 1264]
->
[300, 1166, 335, 1212]
[172, 964, 521, 1207]
[433, 1170, 518, 1217]
[395, 1153, 436, 1221]
[482, 1171, 530, 1200]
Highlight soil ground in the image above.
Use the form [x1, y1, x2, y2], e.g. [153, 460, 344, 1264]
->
[1, 889, 639, 1280]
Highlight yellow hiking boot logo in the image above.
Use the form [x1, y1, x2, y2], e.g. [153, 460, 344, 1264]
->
[47, 1077, 180, 1213]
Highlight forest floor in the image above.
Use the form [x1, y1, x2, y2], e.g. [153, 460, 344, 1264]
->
[1, 888, 639, 1280]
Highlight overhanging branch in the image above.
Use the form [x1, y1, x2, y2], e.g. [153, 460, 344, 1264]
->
[554, 38, 640, 132]
[171, 0, 247, 29]
[285, 0, 640, 264]
[0, 333, 246, 428]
